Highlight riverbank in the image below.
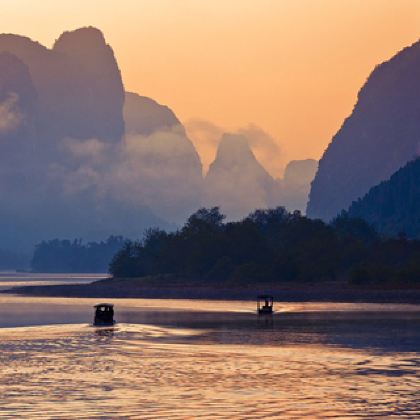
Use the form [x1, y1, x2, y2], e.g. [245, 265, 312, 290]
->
[3, 276, 420, 303]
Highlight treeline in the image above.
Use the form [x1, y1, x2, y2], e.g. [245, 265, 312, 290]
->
[109, 207, 420, 286]
[32, 236, 126, 273]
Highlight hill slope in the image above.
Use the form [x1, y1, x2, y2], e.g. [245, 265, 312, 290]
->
[307, 40, 420, 220]
[347, 158, 420, 238]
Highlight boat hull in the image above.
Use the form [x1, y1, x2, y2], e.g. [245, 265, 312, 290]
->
[258, 309, 273, 315]
[93, 319, 116, 326]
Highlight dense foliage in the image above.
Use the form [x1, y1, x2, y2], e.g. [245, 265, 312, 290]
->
[109, 207, 420, 286]
[32, 236, 126, 273]
[347, 158, 420, 239]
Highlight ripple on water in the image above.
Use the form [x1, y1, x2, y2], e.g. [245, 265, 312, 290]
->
[0, 322, 419, 418]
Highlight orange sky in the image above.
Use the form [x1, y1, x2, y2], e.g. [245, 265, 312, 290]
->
[2, 0, 420, 172]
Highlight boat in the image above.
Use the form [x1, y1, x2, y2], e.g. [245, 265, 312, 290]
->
[257, 295, 274, 315]
[93, 303, 115, 326]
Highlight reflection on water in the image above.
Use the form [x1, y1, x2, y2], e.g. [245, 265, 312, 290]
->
[0, 272, 107, 291]
[0, 296, 419, 418]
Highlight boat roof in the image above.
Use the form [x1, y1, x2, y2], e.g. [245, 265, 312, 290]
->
[94, 303, 114, 308]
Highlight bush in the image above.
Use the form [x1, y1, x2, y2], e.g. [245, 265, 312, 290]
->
[350, 267, 372, 285]
[205, 257, 234, 282]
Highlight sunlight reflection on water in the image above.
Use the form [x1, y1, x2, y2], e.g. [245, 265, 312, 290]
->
[0, 295, 419, 418]
[0, 272, 107, 291]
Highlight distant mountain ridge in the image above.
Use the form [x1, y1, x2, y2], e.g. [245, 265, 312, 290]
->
[0, 27, 125, 144]
[203, 135, 316, 217]
[0, 27, 201, 251]
[0, 25, 309, 259]
[204, 133, 275, 219]
[273, 159, 318, 213]
[347, 158, 420, 239]
[307, 39, 420, 220]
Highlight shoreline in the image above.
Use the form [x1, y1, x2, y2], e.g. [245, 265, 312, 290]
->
[2, 277, 420, 304]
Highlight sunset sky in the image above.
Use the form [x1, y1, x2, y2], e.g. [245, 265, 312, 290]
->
[2, 0, 420, 171]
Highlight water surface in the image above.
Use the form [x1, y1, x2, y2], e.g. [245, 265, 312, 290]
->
[0, 272, 107, 291]
[0, 288, 419, 418]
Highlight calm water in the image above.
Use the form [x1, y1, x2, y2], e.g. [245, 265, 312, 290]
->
[0, 279, 419, 418]
[0, 272, 108, 291]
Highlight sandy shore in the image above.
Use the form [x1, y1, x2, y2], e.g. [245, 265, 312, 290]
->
[3, 276, 420, 303]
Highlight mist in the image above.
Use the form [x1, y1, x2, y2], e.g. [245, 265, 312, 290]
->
[0, 93, 22, 134]
[185, 119, 284, 177]
[44, 126, 203, 238]
[202, 133, 275, 220]
[0, 26, 314, 258]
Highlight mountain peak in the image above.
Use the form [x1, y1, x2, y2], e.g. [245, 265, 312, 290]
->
[53, 26, 106, 51]
[204, 133, 274, 219]
[213, 133, 256, 166]
[283, 159, 318, 185]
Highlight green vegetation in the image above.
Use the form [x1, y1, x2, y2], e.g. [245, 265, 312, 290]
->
[32, 236, 126, 273]
[109, 207, 420, 287]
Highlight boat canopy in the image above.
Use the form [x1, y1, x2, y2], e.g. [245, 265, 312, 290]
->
[94, 303, 114, 308]
[257, 295, 273, 300]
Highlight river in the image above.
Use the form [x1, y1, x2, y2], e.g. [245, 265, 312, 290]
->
[0, 274, 419, 418]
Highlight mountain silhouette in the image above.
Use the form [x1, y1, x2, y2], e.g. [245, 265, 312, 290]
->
[307, 40, 420, 220]
[0, 27, 125, 145]
[273, 159, 318, 213]
[122, 91, 203, 222]
[0, 27, 202, 252]
[347, 158, 420, 239]
[124, 92, 179, 135]
[204, 133, 275, 219]
[0, 26, 300, 256]
[0, 52, 37, 166]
